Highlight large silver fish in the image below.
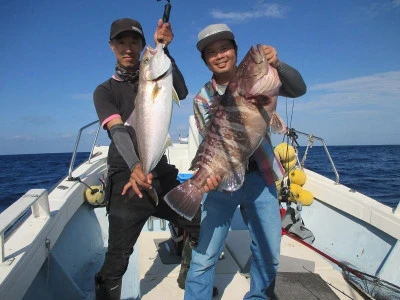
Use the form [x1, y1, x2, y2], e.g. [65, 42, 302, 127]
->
[165, 44, 286, 220]
[125, 43, 179, 175]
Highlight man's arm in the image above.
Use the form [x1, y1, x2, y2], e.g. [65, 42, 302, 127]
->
[108, 121, 141, 172]
[276, 61, 307, 98]
[153, 19, 188, 100]
[262, 45, 306, 98]
[165, 47, 188, 100]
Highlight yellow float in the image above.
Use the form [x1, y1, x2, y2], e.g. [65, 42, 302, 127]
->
[274, 143, 296, 162]
[85, 185, 105, 206]
[281, 158, 297, 172]
[298, 189, 314, 206]
[289, 183, 314, 206]
[274, 143, 314, 206]
[289, 168, 307, 186]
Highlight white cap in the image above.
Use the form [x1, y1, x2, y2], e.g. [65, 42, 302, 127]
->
[197, 24, 235, 52]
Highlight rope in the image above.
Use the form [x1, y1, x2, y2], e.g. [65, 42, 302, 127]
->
[68, 176, 103, 195]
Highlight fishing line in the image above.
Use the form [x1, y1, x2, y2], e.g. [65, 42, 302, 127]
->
[252, 0, 266, 11]
[69, 176, 103, 194]
[278, 97, 297, 172]
[284, 97, 295, 139]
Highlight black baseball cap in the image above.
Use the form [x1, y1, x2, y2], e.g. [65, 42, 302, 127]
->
[109, 18, 146, 44]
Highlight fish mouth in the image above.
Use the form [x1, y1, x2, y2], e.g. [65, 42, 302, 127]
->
[142, 43, 172, 81]
[249, 44, 265, 64]
[146, 43, 164, 55]
[147, 47, 158, 55]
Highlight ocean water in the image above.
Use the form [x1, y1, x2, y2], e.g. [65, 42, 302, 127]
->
[0, 152, 89, 213]
[0, 145, 399, 213]
[296, 145, 400, 208]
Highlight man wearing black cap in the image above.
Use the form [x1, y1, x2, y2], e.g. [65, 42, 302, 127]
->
[184, 24, 307, 299]
[92, 18, 200, 299]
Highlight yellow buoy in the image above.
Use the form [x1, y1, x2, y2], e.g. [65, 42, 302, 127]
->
[274, 143, 296, 162]
[281, 157, 297, 171]
[298, 189, 314, 206]
[289, 183, 302, 202]
[289, 168, 307, 186]
[85, 185, 105, 206]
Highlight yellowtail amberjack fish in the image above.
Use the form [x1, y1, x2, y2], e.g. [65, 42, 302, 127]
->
[125, 43, 179, 203]
[165, 44, 286, 220]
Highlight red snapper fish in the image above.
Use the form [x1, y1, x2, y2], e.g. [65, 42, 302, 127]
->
[165, 44, 286, 220]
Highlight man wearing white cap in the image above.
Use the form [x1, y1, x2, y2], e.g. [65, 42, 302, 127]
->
[184, 24, 307, 299]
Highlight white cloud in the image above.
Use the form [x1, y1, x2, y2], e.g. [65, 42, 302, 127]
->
[273, 71, 400, 145]
[7, 135, 37, 142]
[211, 3, 286, 22]
[295, 71, 400, 111]
[361, 1, 400, 17]
[311, 72, 400, 93]
[22, 116, 54, 125]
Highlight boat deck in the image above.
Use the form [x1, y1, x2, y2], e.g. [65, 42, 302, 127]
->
[138, 230, 364, 300]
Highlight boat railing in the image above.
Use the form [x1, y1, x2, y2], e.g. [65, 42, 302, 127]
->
[0, 189, 50, 262]
[68, 120, 101, 180]
[0, 121, 103, 263]
[288, 128, 340, 184]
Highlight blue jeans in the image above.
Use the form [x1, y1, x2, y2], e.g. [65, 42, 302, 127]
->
[184, 172, 281, 300]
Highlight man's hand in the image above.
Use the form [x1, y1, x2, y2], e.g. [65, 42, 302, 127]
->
[154, 19, 174, 46]
[203, 175, 222, 193]
[263, 45, 280, 68]
[122, 164, 153, 198]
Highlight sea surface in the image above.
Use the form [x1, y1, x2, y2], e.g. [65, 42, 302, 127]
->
[0, 145, 399, 213]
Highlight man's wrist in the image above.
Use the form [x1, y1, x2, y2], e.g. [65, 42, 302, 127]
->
[273, 60, 282, 70]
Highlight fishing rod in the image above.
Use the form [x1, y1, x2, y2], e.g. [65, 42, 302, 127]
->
[157, 0, 171, 23]
[156, 0, 171, 46]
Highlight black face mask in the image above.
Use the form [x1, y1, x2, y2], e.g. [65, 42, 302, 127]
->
[114, 62, 139, 83]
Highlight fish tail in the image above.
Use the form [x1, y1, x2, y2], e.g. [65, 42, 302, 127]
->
[164, 180, 203, 220]
[270, 112, 287, 134]
[146, 187, 159, 206]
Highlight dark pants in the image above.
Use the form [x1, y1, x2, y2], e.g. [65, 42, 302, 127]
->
[98, 156, 200, 282]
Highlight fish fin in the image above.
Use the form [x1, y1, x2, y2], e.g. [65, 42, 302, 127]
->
[164, 134, 173, 149]
[152, 83, 162, 101]
[219, 164, 246, 192]
[270, 112, 287, 134]
[144, 134, 174, 174]
[172, 87, 180, 106]
[146, 187, 159, 206]
[164, 180, 203, 220]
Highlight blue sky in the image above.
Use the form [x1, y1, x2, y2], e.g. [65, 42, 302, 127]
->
[1, 0, 399, 155]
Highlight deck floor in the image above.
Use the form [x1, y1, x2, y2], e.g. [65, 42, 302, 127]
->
[138, 231, 364, 300]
